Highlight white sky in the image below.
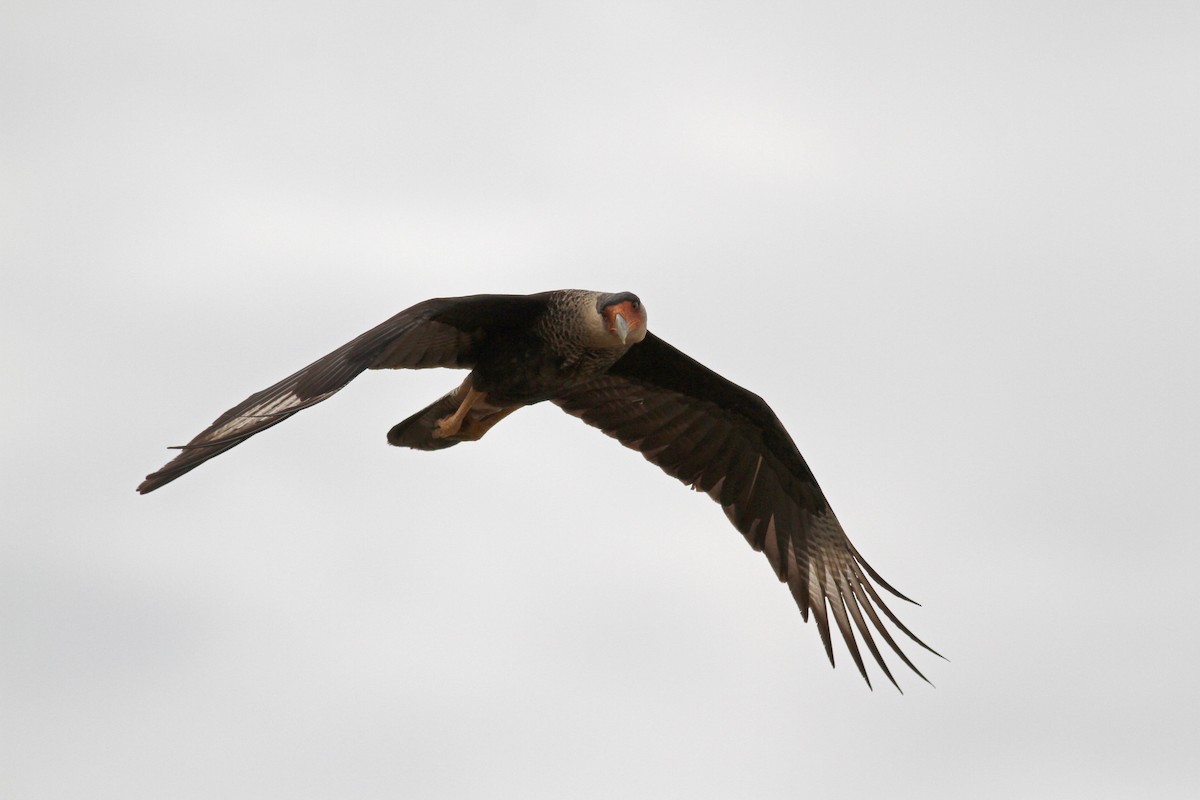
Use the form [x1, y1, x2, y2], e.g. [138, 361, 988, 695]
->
[3, 1, 1198, 798]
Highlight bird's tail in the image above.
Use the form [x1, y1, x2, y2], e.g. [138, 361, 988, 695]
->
[387, 391, 465, 450]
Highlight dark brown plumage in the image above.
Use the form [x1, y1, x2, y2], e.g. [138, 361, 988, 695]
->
[139, 289, 939, 689]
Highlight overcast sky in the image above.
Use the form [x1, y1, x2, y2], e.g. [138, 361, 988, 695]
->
[3, 1, 1198, 798]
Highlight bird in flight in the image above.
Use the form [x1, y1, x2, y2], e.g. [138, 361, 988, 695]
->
[139, 289, 939, 689]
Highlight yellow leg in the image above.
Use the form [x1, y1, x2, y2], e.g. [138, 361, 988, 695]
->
[433, 386, 483, 439]
[455, 405, 522, 441]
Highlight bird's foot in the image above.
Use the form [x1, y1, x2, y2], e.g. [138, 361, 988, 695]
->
[432, 385, 483, 439]
[432, 414, 465, 439]
[434, 405, 521, 442]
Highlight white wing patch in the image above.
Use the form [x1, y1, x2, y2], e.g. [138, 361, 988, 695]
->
[203, 391, 308, 442]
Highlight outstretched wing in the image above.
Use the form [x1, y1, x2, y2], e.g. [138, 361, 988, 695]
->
[138, 294, 546, 494]
[552, 332, 940, 689]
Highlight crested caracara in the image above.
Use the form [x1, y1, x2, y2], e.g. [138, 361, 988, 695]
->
[139, 289, 940, 688]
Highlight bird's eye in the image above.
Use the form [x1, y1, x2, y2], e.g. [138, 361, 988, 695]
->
[631, 300, 640, 310]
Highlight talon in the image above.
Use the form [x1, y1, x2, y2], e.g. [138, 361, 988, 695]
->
[433, 384, 483, 440]
[432, 415, 462, 439]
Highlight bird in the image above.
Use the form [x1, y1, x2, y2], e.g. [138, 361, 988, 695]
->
[139, 289, 939, 689]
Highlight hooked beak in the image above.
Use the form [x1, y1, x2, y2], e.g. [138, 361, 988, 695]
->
[614, 312, 629, 344]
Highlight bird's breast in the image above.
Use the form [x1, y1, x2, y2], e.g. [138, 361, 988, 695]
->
[470, 338, 624, 406]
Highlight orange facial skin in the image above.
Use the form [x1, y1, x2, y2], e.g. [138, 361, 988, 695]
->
[604, 299, 648, 344]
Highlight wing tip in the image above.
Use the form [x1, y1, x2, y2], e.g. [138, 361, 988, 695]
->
[137, 466, 180, 494]
[136, 475, 162, 494]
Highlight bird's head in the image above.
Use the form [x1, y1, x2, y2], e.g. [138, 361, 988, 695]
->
[596, 292, 648, 347]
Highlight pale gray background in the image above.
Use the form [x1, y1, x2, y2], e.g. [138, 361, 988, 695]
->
[3, 1, 1197, 798]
